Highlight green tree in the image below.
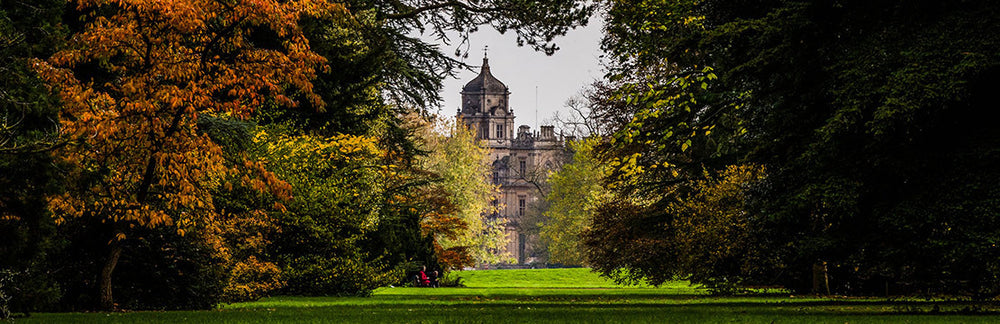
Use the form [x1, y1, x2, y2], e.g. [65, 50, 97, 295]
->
[421, 117, 509, 266]
[590, 0, 1000, 296]
[0, 0, 69, 314]
[245, 127, 399, 295]
[541, 137, 608, 266]
[583, 164, 767, 291]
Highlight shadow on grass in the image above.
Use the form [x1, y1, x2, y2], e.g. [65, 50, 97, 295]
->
[232, 301, 1000, 317]
[250, 293, 1000, 316]
[18, 295, 1000, 324]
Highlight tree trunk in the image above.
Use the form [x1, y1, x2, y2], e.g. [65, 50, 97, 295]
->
[98, 239, 123, 311]
[812, 261, 831, 295]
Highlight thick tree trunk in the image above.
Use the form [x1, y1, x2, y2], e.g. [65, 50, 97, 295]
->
[98, 239, 123, 311]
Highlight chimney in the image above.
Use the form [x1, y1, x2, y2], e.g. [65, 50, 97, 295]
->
[540, 125, 555, 140]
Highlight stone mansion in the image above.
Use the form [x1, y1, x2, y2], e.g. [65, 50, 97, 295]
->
[457, 56, 568, 264]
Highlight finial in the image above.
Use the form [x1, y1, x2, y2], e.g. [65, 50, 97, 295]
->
[481, 44, 490, 71]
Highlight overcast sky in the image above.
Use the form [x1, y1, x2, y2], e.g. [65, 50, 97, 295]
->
[427, 17, 605, 131]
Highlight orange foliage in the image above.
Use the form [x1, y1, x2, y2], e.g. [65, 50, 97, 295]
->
[32, 0, 342, 237]
[415, 186, 475, 270]
[223, 255, 284, 302]
[436, 246, 474, 271]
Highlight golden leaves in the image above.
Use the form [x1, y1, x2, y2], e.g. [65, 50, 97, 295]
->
[35, 0, 338, 240]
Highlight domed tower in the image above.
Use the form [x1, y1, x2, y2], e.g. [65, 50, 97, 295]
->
[459, 55, 515, 149]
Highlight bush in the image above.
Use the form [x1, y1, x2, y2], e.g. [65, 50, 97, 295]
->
[223, 256, 283, 303]
[282, 255, 399, 296]
[0, 266, 61, 316]
[112, 227, 228, 310]
[0, 270, 11, 319]
[439, 272, 465, 288]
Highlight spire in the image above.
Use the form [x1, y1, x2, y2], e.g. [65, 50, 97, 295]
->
[482, 45, 490, 73]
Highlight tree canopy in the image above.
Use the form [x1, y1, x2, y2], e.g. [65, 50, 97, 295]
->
[541, 137, 607, 266]
[586, 0, 1000, 296]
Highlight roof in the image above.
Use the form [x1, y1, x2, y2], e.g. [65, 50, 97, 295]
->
[462, 57, 509, 94]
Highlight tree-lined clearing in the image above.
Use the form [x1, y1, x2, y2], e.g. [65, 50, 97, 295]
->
[4, 0, 1000, 319]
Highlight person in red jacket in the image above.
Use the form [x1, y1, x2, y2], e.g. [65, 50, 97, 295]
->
[416, 265, 431, 287]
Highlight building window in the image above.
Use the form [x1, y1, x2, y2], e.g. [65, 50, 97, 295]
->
[519, 160, 526, 175]
[480, 123, 489, 139]
[495, 124, 504, 139]
[518, 197, 526, 217]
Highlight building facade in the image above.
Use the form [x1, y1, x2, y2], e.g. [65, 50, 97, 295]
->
[458, 56, 567, 264]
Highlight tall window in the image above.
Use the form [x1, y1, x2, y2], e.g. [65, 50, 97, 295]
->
[495, 124, 504, 139]
[518, 197, 526, 217]
[519, 160, 526, 175]
[479, 123, 489, 139]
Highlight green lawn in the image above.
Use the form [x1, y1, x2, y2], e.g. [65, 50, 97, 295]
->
[14, 268, 1000, 323]
[451, 267, 668, 288]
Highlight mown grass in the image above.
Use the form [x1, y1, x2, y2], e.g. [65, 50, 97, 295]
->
[15, 268, 1000, 323]
[451, 267, 667, 289]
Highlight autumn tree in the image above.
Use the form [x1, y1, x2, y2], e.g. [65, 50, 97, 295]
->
[32, 0, 340, 309]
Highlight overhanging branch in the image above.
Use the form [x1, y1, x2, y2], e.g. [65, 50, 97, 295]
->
[385, 0, 504, 20]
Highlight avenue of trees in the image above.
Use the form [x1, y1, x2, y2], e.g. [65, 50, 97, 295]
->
[3, 0, 1000, 316]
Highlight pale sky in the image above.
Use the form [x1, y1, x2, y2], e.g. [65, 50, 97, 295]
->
[429, 17, 605, 131]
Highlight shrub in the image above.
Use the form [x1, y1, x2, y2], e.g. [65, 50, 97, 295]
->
[439, 272, 465, 288]
[0, 270, 11, 319]
[223, 256, 283, 303]
[112, 227, 228, 310]
[282, 255, 399, 296]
